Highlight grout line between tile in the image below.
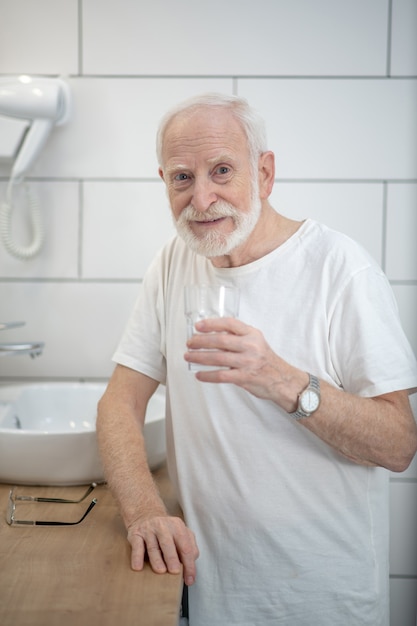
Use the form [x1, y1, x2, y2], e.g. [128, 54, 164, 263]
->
[78, 0, 83, 76]
[381, 181, 388, 273]
[71, 74, 417, 80]
[78, 180, 83, 278]
[386, 0, 393, 77]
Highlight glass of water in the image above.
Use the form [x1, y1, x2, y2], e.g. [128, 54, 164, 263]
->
[184, 284, 240, 371]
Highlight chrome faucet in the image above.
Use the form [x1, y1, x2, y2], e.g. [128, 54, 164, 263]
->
[0, 321, 44, 358]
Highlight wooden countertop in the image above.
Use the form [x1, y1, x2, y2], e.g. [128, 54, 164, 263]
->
[0, 464, 183, 626]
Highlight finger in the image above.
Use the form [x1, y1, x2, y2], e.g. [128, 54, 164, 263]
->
[129, 533, 146, 571]
[146, 543, 169, 574]
[128, 527, 170, 574]
[187, 332, 239, 351]
[194, 317, 246, 334]
[175, 532, 199, 586]
[186, 327, 247, 362]
[157, 535, 182, 574]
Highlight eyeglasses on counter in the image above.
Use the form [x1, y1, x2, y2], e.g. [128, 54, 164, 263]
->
[6, 483, 98, 526]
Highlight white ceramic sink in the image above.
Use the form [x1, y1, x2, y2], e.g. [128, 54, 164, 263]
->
[0, 382, 166, 485]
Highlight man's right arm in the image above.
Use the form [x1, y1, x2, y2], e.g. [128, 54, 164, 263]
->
[96, 364, 199, 584]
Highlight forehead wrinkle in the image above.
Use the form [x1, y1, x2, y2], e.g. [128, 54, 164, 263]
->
[162, 110, 248, 166]
[163, 131, 246, 173]
[167, 151, 236, 168]
[166, 133, 241, 155]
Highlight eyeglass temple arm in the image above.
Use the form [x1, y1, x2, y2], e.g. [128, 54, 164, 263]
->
[34, 498, 97, 525]
[12, 499, 97, 526]
[14, 483, 97, 503]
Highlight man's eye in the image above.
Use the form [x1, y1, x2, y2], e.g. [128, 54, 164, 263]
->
[215, 166, 230, 175]
[174, 173, 189, 181]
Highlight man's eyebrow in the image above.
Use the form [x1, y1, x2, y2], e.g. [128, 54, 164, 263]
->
[164, 154, 236, 177]
[207, 153, 235, 166]
[164, 163, 189, 176]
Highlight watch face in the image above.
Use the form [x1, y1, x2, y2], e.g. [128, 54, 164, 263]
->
[300, 390, 320, 413]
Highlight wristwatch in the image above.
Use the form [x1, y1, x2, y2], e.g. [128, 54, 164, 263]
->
[291, 373, 321, 419]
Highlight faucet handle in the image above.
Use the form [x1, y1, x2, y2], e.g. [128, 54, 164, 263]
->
[0, 321, 26, 331]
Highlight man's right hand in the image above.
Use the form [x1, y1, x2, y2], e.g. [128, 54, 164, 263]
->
[127, 515, 199, 586]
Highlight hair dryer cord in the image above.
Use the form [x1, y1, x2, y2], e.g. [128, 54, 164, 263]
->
[0, 181, 44, 260]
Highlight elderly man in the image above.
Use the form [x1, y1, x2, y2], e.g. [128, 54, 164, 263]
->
[97, 93, 417, 626]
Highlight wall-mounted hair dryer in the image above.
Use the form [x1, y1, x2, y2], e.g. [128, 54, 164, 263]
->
[0, 75, 71, 260]
[0, 75, 70, 183]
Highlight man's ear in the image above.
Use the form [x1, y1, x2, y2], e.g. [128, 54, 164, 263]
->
[258, 151, 275, 199]
[158, 167, 165, 181]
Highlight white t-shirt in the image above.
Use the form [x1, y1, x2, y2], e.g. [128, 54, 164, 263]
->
[113, 220, 417, 626]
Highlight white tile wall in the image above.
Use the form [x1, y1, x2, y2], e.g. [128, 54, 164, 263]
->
[82, 181, 175, 279]
[390, 482, 417, 576]
[0, 181, 80, 279]
[392, 285, 417, 357]
[238, 78, 417, 180]
[0, 2, 416, 624]
[386, 184, 417, 281]
[82, 0, 388, 76]
[0, 0, 78, 75]
[391, 0, 417, 76]
[0, 281, 141, 379]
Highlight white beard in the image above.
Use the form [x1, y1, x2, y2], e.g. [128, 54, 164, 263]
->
[174, 187, 262, 258]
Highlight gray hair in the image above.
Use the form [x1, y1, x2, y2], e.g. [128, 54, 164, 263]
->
[156, 92, 268, 171]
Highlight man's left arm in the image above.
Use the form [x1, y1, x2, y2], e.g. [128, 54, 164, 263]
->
[185, 318, 417, 473]
[289, 381, 416, 472]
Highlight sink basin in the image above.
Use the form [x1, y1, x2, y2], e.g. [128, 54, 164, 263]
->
[0, 382, 166, 485]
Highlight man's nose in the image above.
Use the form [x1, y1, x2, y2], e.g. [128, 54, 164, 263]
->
[191, 177, 217, 212]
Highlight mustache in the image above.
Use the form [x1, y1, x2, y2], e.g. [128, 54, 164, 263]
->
[179, 201, 239, 223]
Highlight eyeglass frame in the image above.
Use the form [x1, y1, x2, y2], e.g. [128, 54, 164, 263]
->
[6, 485, 98, 526]
[12, 482, 97, 503]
